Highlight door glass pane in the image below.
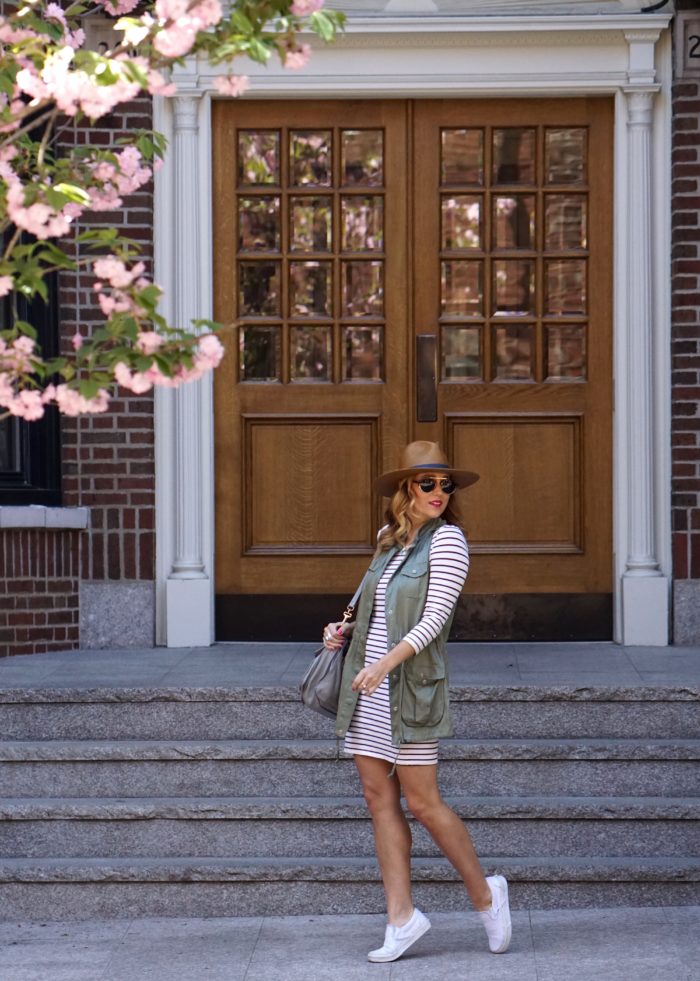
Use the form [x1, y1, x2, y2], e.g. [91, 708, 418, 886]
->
[545, 195, 587, 250]
[342, 196, 384, 251]
[239, 261, 281, 316]
[441, 195, 482, 250]
[492, 128, 536, 184]
[494, 325, 533, 380]
[547, 324, 586, 381]
[493, 195, 536, 249]
[545, 128, 587, 185]
[239, 326, 280, 381]
[238, 131, 280, 185]
[343, 326, 383, 380]
[291, 130, 332, 186]
[289, 261, 332, 317]
[546, 259, 586, 315]
[441, 129, 484, 185]
[342, 130, 383, 186]
[238, 196, 280, 252]
[291, 326, 332, 381]
[493, 260, 535, 316]
[290, 196, 332, 253]
[342, 261, 384, 317]
[442, 326, 481, 380]
[441, 261, 483, 317]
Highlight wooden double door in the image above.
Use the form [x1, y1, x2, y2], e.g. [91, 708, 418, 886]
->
[213, 98, 613, 641]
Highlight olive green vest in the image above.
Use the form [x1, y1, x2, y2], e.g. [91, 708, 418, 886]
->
[335, 518, 456, 745]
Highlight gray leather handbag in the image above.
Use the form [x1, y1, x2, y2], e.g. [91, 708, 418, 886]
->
[300, 577, 366, 719]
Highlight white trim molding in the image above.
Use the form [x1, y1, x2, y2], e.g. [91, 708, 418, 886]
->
[154, 10, 673, 646]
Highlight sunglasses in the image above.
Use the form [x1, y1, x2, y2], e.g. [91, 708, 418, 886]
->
[412, 477, 457, 495]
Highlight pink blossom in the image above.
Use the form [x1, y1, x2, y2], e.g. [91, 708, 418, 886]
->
[6, 389, 45, 421]
[153, 23, 197, 58]
[284, 44, 311, 70]
[155, 0, 188, 18]
[195, 333, 224, 369]
[93, 256, 144, 289]
[71, 331, 83, 351]
[6, 183, 74, 240]
[102, 0, 141, 14]
[115, 361, 154, 394]
[0, 19, 37, 43]
[213, 74, 249, 97]
[291, 0, 324, 15]
[146, 68, 177, 97]
[136, 331, 165, 355]
[51, 384, 110, 416]
[0, 275, 13, 297]
[45, 3, 68, 29]
[190, 0, 223, 28]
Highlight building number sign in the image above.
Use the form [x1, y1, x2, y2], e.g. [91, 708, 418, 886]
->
[677, 13, 700, 79]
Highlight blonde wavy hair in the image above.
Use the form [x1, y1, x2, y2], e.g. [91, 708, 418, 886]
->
[376, 475, 463, 552]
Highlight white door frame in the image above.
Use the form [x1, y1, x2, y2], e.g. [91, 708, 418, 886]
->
[154, 11, 673, 646]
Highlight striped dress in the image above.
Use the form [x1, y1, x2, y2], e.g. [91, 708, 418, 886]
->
[343, 524, 470, 766]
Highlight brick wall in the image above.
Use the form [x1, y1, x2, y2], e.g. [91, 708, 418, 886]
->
[1, 95, 156, 656]
[671, 74, 700, 584]
[0, 531, 81, 656]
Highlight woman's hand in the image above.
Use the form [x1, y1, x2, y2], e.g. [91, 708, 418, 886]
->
[322, 621, 348, 650]
[352, 660, 389, 696]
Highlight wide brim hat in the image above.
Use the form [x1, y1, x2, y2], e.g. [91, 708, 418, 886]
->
[375, 441, 480, 497]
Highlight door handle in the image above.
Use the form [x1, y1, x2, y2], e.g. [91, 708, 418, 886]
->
[416, 334, 438, 423]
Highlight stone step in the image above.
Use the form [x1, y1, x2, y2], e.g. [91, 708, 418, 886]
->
[1, 795, 697, 859]
[2, 738, 698, 798]
[1, 685, 698, 741]
[1, 855, 698, 920]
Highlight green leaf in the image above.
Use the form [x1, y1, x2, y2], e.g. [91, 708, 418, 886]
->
[53, 182, 91, 205]
[14, 320, 38, 341]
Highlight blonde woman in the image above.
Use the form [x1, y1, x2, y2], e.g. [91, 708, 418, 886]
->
[323, 441, 511, 963]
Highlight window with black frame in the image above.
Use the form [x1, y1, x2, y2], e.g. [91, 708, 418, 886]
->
[0, 271, 61, 506]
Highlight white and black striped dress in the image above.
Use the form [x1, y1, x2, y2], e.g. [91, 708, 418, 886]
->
[344, 524, 470, 766]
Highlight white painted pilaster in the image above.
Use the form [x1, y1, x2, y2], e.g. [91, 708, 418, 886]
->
[619, 29, 670, 645]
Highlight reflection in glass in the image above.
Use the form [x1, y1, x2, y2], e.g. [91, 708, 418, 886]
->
[441, 129, 484, 185]
[238, 131, 280, 185]
[291, 326, 332, 381]
[342, 261, 384, 317]
[238, 196, 280, 252]
[290, 196, 332, 252]
[342, 130, 383, 186]
[545, 129, 587, 185]
[291, 130, 332, 186]
[441, 196, 481, 250]
[343, 326, 382, 380]
[442, 326, 481, 380]
[239, 326, 281, 381]
[494, 325, 533, 381]
[546, 259, 586, 315]
[493, 195, 535, 249]
[441, 261, 483, 317]
[547, 325, 586, 380]
[493, 260, 535, 315]
[492, 129, 536, 184]
[545, 195, 587, 251]
[342, 196, 384, 251]
[289, 261, 332, 317]
[239, 261, 280, 316]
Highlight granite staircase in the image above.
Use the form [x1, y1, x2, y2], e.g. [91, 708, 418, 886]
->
[1, 680, 699, 919]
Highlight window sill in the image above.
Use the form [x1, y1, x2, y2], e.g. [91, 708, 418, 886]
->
[0, 505, 90, 530]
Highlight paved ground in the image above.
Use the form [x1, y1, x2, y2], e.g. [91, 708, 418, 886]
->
[0, 907, 698, 981]
[1, 640, 699, 689]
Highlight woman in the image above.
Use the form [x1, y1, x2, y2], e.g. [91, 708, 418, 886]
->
[323, 441, 511, 963]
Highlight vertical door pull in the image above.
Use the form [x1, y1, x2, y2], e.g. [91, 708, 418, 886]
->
[416, 334, 438, 422]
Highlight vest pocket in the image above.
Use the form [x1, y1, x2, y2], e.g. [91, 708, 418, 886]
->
[402, 672, 446, 728]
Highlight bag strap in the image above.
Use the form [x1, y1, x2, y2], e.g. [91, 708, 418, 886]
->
[340, 574, 367, 626]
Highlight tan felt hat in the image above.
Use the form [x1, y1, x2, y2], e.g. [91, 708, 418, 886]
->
[375, 441, 480, 497]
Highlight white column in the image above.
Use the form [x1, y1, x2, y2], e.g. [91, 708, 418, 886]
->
[620, 84, 669, 645]
[164, 93, 213, 646]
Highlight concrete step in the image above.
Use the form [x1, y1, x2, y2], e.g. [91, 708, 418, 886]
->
[2, 738, 698, 798]
[1, 855, 698, 920]
[1, 685, 698, 740]
[1, 795, 697, 859]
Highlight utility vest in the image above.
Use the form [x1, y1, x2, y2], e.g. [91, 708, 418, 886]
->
[335, 518, 457, 745]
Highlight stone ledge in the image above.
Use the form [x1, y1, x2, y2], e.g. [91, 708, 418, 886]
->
[0, 506, 90, 531]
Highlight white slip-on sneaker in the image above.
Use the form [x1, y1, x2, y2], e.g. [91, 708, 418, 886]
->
[478, 874, 512, 953]
[367, 907, 431, 963]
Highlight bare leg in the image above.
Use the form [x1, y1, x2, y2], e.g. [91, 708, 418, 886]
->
[354, 754, 415, 926]
[397, 763, 492, 911]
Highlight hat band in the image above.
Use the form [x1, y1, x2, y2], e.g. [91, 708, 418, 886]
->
[409, 462, 450, 470]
